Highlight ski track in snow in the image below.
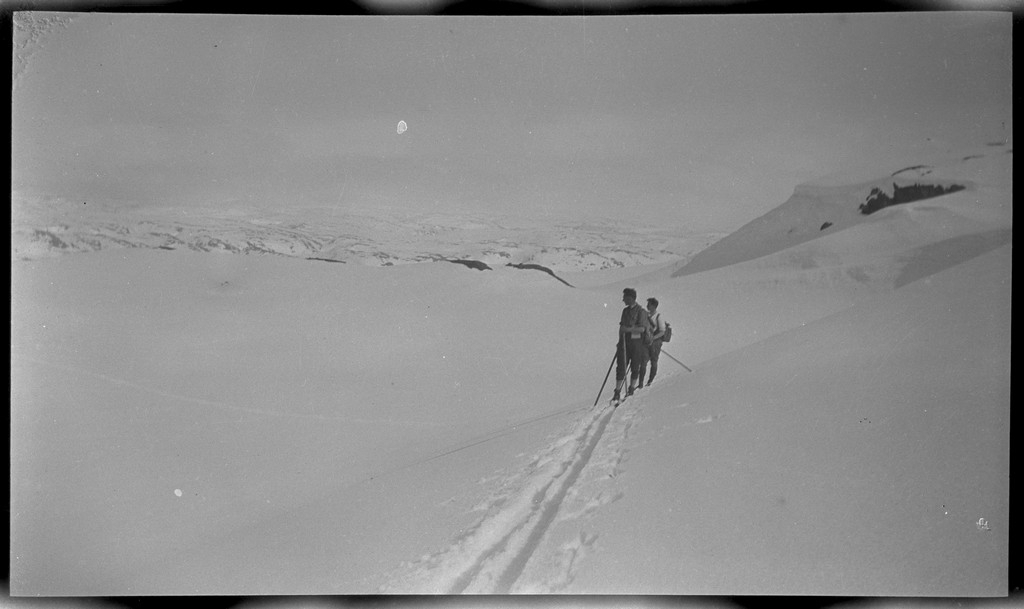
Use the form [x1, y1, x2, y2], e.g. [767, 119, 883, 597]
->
[380, 389, 650, 594]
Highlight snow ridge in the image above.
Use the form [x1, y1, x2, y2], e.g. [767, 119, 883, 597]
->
[381, 398, 630, 593]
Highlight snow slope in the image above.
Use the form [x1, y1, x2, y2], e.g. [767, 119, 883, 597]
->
[671, 143, 1011, 278]
[376, 244, 1008, 595]
[10, 251, 619, 594]
[555, 245, 1009, 596]
[9, 143, 1010, 596]
[607, 144, 1011, 366]
[376, 146, 1011, 595]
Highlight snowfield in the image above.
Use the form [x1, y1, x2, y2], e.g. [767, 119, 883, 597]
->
[9, 144, 1010, 596]
[11, 200, 717, 272]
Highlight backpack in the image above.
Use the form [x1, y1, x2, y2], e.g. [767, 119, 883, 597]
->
[649, 311, 671, 344]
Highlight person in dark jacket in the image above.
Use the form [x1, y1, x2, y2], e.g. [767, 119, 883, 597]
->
[613, 287, 649, 402]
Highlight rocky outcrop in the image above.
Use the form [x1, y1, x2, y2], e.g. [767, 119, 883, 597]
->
[506, 263, 574, 287]
[448, 259, 492, 271]
[859, 183, 966, 215]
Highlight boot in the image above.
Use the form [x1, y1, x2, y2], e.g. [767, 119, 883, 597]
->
[647, 373, 656, 385]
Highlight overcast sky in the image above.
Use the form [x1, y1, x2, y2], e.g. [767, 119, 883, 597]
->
[12, 12, 1011, 231]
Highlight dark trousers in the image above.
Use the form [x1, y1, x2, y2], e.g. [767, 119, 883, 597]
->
[616, 337, 645, 386]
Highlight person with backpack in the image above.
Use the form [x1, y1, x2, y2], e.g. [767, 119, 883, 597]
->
[613, 287, 649, 402]
[641, 297, 667, 386]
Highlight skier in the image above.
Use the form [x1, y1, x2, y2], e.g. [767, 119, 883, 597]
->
[612, 288, 649, 403]
[640, 297, 667, 386]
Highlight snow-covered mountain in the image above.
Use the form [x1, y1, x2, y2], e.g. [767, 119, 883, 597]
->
[10, 142, 1010, 596]
[672, 142, 1011, 277]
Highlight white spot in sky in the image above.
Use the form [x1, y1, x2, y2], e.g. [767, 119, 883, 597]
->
[174, 489, 182, 497]
[397, 120, 407, 134]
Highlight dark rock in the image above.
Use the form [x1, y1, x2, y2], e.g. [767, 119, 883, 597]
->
[306, 257, 346, 263]
[859, 182, 967, 215]
[506, 263, 574, 287]
[448, 259, 491, 271]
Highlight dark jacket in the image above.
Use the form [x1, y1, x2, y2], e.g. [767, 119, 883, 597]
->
[619, 303, 649, 341]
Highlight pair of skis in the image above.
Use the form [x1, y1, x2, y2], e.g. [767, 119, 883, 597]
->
[594, 349, 643, 409]
[594, 343, 692, 409]
[610, 383, 646, 407]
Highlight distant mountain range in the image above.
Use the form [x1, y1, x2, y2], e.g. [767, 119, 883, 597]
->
[11, 201, 721, 274]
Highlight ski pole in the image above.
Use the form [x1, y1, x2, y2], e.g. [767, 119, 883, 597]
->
[660, 348, 693, 372]
[616, 338, 628, 393]
[593, 352, 617, 407]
